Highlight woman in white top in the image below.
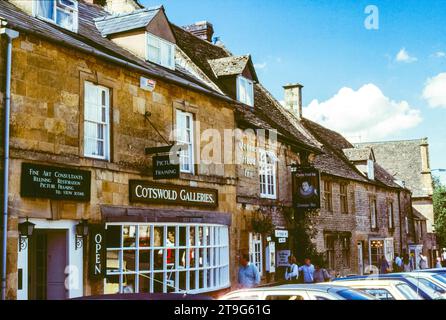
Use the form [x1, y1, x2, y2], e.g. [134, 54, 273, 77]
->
[285, 255, 299, 282]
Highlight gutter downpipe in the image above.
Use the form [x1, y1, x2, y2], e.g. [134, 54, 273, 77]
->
[1, 25, 19, 301]
[397, 190, 403, 255]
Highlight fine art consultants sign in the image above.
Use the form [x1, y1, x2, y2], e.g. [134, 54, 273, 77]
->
[129, 180, 218, 208]
[20, 163, 91, 201]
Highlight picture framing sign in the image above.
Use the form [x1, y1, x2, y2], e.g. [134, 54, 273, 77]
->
[152, 155, 180, 180]
[293, 167, 321, 209]
[20, 163, 91, 201]
[129, 180, 218, 208]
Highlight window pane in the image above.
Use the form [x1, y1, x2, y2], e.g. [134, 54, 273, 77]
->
[106, 225, 121, 248]
[37, 0, 55, 20]
[56, 9, 73, 29]
[139, 226, 150, 248]
[123, 226, 136, 248]
[139, 250, 151, 272]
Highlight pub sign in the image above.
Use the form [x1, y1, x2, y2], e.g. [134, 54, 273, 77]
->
[293, 167, 321, 209]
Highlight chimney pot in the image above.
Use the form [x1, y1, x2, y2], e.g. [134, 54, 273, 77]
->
[183, 21, 215, 42]
[283, 83, 304, 119]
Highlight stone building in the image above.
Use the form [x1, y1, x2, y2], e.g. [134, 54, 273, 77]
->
[356, 139, 437, 267]
[0, 0, 242, 299]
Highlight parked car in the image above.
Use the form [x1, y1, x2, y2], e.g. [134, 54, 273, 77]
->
[329, 279, 422, 300]
[400, 272, 446, 294]
[219, 284, 375, 300]
[332, 274, 445, 300]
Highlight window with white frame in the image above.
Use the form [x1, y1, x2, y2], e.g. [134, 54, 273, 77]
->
[35, 0, 78, 32]
[84, 82, 110, 160]
[370, 197, 378, 230]
[388, 201, 395, 230]
[258, 149, 277, 199]
[147, 33, 175, 70]
[249, 233, 263, 276]
[176, 110, 194, 174]
[105, 223, 230, 294]
[367, 159, 375, 180]
[237, 76, 254, 107]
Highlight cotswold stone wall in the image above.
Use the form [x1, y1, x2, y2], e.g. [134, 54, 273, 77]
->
[4, 33, 237, 298]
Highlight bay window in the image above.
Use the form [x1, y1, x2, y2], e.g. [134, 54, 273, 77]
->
[237, 76, 254, 107]
[84, 82, 110, 160]
[176, 110, 194, 174]
[147, 33, 175, 70]
[258, 149, 277, 199]
[105, 223, 230, 294]
[35, 0, 78, 32]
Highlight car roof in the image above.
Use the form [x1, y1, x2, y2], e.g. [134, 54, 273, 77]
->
[228, 283, 351, 294]
[71, 293, 213, 300]
[331, 279, 406, 286]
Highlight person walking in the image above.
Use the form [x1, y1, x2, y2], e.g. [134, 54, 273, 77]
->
[435, 257, 442, 269]
[394, 254, 403, 272]
[238, 253, 260, 289]
[403, 255, 412, 272]
[380, 255, 390, 274]
[285, 255, 299, 282]
[419, 253, 428, 270]
[299, 258, 315, 284]
[314, 264, 331, 283]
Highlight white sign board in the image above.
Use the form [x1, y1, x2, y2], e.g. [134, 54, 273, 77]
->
[277, 250, 291, 267]
[278, 238, 287, 243]
[265, 242, 276, 273]
[275, 230, 288, 238]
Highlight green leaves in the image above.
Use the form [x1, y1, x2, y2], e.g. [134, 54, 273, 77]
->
[433, 177, 446, 247]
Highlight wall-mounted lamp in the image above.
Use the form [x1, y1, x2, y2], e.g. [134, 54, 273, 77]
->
[75, 219, 89, 250]
[18, 218, 35, 252]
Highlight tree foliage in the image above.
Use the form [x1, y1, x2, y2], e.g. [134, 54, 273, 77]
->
[433, 176, 446, 248]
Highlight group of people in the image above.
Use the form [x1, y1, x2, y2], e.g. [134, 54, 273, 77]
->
[237, 253, 331, 289]
[380, 252, 444, 274]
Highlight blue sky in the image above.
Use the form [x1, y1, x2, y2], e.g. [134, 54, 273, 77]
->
[143, 0, 446, 183]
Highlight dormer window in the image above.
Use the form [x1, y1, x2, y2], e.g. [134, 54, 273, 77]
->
[237, 76, 254, 107]
[367, 159, 375, 180]
[35, 0, 78, 32]
[147, 33, 175, 70]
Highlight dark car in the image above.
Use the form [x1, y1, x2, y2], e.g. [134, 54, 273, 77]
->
[71, 293, 214, 300]
[332, 274, 443, 300]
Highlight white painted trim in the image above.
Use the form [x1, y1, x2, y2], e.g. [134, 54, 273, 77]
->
[16, 219, 84, 300]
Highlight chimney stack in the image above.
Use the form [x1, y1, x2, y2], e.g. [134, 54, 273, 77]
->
[283, 83, 303, 119]
[183, 21, 215, 42]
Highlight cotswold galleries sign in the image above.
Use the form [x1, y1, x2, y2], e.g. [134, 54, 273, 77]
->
[129, 180, 218, 208]
[20, 163, 91, 201]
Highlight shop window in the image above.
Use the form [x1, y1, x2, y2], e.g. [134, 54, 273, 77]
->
[35, 0, 78, 32]
[249, 233, 263, 276]
[325, 235, 336, 270]
[340, 183, 348, 214]
[105, 223, 230, 294]
[323, 181, 333, 212]
[369, 197, 378, 230]
[147, 33, 175, 69]
[236, 76, 254, 107]
[258, 149, 277, 199]
[176, 110, 195, 174]
[84, 82, 110, 160]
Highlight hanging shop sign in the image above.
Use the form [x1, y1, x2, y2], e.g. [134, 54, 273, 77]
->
[89, 225, 106, 280]
[277, 250, 291, 267]
[152, 155, 180, 180]
[275, 230, 289, 238]
[129, 180, 218, 208]
[20, 163, 91, 201]
[293, 167, 321, 209]
[278, 238, 287, 244]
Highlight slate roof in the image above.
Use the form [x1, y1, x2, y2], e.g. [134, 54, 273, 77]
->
[171, 24, 321, 153]
[0, 1, 230, 102]
[208, 55, 259, 82]
[355, 139, 432, 198]
[94, 6, 163, 37]
[343, 147, 374, 162]
[301, 118, 403, 189]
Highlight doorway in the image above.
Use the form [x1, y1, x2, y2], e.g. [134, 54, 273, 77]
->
[28, 229, 68, 300]
[357, 242, 364, 275]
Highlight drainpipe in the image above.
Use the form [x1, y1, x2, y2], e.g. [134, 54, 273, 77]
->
[397, 191, 403, 255]
[1, 25, 19, 301]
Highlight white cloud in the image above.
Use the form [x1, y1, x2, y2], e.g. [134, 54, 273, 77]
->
[434, 51, 446, 58]
[423, 72, 446, 108]
[304, 84, 422, 142]
[254, 62, 267, 70]
[396, 48, 418, 63]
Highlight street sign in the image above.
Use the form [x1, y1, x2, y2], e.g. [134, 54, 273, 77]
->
[278, 238, 287, 243]
[275, 230, 288, 238]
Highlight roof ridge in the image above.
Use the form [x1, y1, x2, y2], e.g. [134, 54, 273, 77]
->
[355, 137, 428, 145]
[93, 5, 163, 22]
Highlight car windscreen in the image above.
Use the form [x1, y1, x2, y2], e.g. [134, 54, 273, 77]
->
[405, 277, 444, 299]
[395, 283, 423, 300]
[433, 274, 446, 286]
[336, 289, 374, 300]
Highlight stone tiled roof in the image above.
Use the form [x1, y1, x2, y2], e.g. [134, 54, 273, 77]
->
[94, 6, 162, 37]
[343, 147, 374, 162]
[301, 118, 403, 189]
[355, 139, 432, 197]
[0, 1, 230, 102]
[171, 24, 321, 153]
[208, 55, 258, 82]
